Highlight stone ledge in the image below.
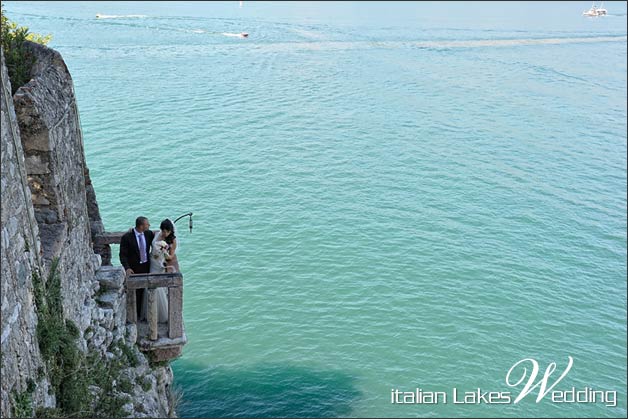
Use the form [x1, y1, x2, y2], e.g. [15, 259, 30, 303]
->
[93, 231, 125, 246]
[137, 333, 187, 351]
[147, 347, 182, 363]
[95, 265, 125, 290]
[136, 322, 187, 360]
[95, 291, 120, 310]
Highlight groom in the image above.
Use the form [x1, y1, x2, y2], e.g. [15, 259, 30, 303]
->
[119, 216, 155, 316]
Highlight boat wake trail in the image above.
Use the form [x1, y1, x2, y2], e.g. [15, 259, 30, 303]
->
[410, 35, 628, 48]
[252, 35, 627, 52]
[95, 14, 148, 19]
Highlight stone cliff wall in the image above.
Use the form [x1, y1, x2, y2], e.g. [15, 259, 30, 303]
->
[1, 43, 176, 418]
[0, 45, 54, 417]
[13, 41, 97, 329]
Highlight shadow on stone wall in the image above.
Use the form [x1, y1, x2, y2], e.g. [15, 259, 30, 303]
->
[172, 360, 362, 418]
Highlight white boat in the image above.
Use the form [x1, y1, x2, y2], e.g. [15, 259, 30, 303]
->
[222, 32, 249, 38]
[583, 2, 607, 17]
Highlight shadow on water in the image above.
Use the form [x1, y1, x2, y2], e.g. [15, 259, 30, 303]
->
[172, 359, 362, 418]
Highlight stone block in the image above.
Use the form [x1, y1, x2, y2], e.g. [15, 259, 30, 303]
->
[96, 291, 120, 311]
[91, 253, 102, 271]
[98, 308, 115, 330]
[115, 293, 127, 325]
[24, 154, 49, 174]
[125, 324, 138, 345]
[34, 208, 58, 224]
[147, 347, 182, 363]
[38, 222, 67, 261]
[95, 265, 125, 290]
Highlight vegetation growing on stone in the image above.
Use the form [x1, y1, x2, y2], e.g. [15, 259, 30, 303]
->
[115, 338, 140, 368]
[0, 4, 52, 94]
[32, 259, 132, 418]
[32, 258, 91, 415]
[11, 379, 35, 418]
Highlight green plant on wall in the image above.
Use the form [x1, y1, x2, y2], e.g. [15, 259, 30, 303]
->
[32, 260, 134, 418]
[32, 258, 92, 416]
[1, 4, 52, 94]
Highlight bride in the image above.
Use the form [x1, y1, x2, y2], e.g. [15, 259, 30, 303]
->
[141, 218, 179, 323]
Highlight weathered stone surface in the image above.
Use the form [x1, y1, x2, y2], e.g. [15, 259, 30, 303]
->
[98, 307, 115, 330]
[137, 322, 188, 351]
[38, 222, 67, 262]
[34, 207, 58, 224]
[1, 44, 176, 418]
[96, 291, 120, 309]
[1, 46, 53, 417]
[91, 253, 102, 271]
[84, 166, 105, 239]
[95, 265, 125, 290]
[24, 154, 50, 174]
[150, 347, 182, 363]
[12, 40, 99, 332]
[126, 323, 138, 345]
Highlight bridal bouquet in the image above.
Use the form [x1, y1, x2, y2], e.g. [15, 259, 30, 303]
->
[153, 240, 169, 259]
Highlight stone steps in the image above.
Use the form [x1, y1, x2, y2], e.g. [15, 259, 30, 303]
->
[93, 264, 127, 330]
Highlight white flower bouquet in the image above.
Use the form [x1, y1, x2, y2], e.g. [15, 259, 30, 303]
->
[152, 240, 169, 260]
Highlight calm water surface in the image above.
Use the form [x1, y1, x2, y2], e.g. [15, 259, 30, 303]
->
[6, 1, 627, 417]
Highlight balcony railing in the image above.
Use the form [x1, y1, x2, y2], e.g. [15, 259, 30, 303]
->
[94, 232, 186, 361]
[126, 272, 184, 338]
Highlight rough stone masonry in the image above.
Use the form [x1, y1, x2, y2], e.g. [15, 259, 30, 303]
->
[1, 42, 176, 417]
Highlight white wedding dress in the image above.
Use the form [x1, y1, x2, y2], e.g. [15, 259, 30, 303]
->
[140, 231, 174, 323]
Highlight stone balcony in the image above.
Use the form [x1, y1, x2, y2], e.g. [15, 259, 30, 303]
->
[126, 272, 186, 362]
[93, 232, 186, 362]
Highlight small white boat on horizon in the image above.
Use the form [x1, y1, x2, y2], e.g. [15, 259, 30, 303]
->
[583, 2, 608, 17]
[222, 32, 249, 38]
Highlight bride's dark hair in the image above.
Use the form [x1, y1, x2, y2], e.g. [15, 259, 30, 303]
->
[160, 219, 176, 244]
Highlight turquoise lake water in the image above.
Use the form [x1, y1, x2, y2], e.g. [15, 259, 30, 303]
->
[5, 1, 627, 417]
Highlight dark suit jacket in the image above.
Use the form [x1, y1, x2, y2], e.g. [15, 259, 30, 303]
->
[119, 228, 155, 272]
